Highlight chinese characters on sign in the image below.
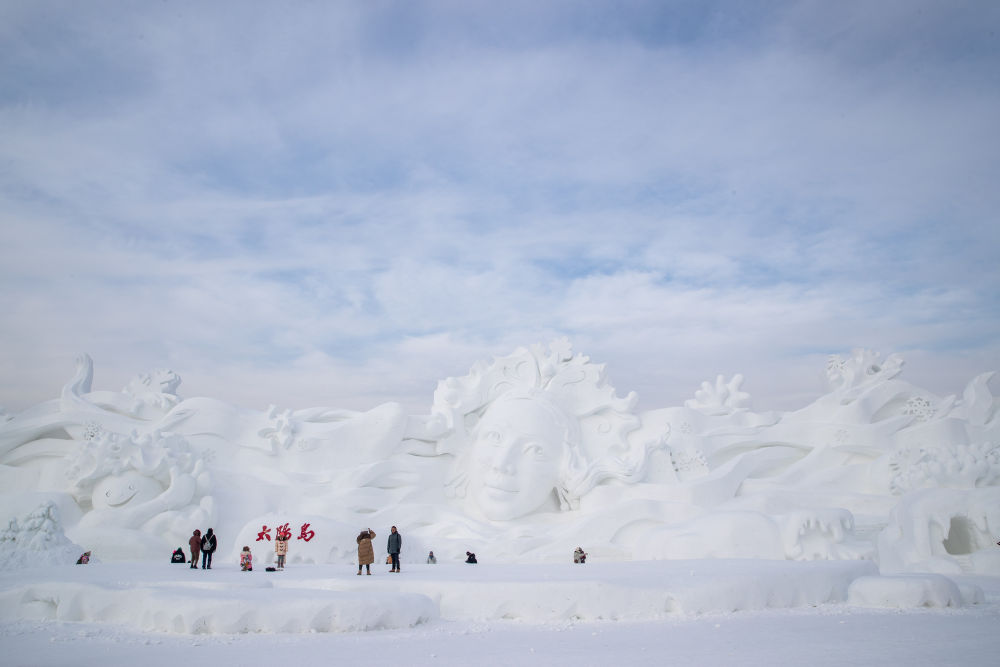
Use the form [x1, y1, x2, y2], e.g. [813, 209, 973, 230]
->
[256, 522, 315, 542]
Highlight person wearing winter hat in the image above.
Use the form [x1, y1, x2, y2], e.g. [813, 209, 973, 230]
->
[275, 533, 288, 570]
[200, 528, 218, 569]
[188, 529, 201, 569]
[240, 546, 253, 571]
[387, 525, 402, 572]
[356, 528, 376, 575]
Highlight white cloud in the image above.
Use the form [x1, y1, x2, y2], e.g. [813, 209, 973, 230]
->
[1, 1, 997, 415]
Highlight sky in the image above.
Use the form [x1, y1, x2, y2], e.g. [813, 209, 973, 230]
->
[1, 0, 998, 416]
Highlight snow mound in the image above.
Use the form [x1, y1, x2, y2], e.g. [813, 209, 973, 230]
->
[4, 559, 981, 636]
[0, 502, 88, 569]
[846, 574, 982, 608]
[0, 581, 436, 633]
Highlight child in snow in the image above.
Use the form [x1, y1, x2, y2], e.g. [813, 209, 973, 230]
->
[574, 547, 587, 563]
[275, 534, 288, 570]
[76, 551, 90, 564]
[240, 546, 253, 571]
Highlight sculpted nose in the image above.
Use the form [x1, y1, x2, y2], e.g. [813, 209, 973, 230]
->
[489, 443, 518, 475]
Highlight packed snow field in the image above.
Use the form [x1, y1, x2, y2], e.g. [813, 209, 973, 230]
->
[1, 559, 998, 666]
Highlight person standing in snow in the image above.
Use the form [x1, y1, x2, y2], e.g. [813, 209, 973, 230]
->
[356, 528, 376, 575]
[426, 550, 437, 564]
[387, 525, 402, 572]
[240, 546, 253, 571]
[188, 529, 201, 569]
[275, 534, 288, 570]
[200, 528, 218, 569]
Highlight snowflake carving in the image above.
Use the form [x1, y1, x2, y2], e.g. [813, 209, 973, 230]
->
[670, 447, 709, 477]
[902, 396, 935, 422]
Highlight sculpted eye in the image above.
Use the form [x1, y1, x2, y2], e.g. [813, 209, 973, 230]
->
[523, 443, 544, 458]
[105, 490, 112, 497]
[484, 430, 502, 444]
[128, 484, 135, 491]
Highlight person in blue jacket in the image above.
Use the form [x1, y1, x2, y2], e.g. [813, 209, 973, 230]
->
[387, 525, 402, 572]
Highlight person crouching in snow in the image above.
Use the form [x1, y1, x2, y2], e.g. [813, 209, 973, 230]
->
[574, 547, 587, 563]
[357, 528, 376, 575]
[240, 546, 253, 571]
[275, 534, 288, 570]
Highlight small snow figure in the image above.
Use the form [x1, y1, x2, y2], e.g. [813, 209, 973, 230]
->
[465, 551, 477, 564]
[574, 547, 587, 564]
[76, 551, 90, 564]
[171, 547, 186, 564]
[427, 550, 437, 564]
[240, 546, 253, 571]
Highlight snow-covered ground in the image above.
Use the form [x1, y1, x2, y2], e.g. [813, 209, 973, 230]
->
[2, 559, 997, 666]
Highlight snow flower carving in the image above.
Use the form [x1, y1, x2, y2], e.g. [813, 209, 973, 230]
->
[684, 374, 751, 415]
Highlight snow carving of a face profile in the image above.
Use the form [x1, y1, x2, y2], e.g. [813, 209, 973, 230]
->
[91, 471, 163, 510]
[468, 395, 571, 521]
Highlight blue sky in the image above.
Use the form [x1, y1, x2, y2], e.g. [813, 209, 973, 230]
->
[2, 0, 998, 415]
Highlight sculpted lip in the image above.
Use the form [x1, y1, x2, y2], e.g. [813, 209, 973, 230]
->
[107, 489, 138, 506]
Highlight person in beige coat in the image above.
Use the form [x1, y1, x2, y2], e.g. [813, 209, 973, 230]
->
[356, 528, 376, 575]
[275, 535, 288, 570]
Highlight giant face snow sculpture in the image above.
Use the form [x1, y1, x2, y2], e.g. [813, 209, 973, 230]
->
[437, 340, 667, 521]
[90, 471, 163, 510]
[467, 392, 575, 520]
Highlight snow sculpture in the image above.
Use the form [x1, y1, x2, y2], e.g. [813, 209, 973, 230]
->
[0, 502, 86, 569]
[434, 340, 667, 520]
[65, 429, 214, 555]
[684, 374, 751, 415]
[0, 342, 996, 575]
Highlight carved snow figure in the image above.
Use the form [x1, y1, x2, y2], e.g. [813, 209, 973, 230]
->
[437, 340, 666, 521]
[65, 430, 214, 556]
[465, 392, 571, 520]
[0, 341, 996, 572]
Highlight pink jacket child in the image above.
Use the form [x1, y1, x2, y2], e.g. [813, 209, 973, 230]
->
[240, 546, 253, 571]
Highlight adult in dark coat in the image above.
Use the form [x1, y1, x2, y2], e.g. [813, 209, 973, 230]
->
[387, 525, 402, 572]
[200, 528, 218, 569]
[188, 529, 201, 569]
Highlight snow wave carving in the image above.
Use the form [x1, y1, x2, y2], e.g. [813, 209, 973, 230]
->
[0, 341, 997, 574]
[888, 441, 1000, 494]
